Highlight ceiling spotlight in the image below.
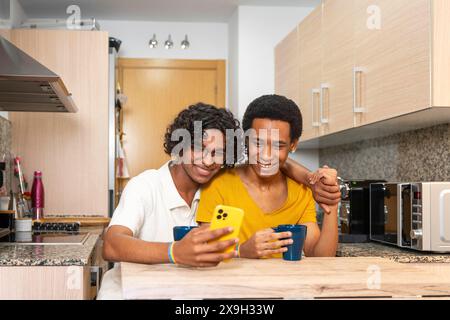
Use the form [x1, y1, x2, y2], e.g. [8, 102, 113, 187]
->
[149, 34, 158, 48]
[181, 35, 190, 50]
[164, 34, 174, 49]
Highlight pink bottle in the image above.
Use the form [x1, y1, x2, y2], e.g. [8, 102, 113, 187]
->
[31, 171, 45, 221]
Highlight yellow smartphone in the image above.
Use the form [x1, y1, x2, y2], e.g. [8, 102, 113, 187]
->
[209, 205, 244, 255]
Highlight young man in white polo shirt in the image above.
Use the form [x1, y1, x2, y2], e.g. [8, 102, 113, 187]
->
[98, 103, 340, 299]
[98, 104, 242, 299]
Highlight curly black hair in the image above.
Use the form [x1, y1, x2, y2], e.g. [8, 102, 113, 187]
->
[164, 103, 241, 166]
[242, 94, 303, 141]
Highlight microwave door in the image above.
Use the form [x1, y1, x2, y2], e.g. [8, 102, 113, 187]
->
[384, 184, 399, 246]
[370, 184, 386, 242]
[370, 183, 398, 246]
[400, 184, 413, 248]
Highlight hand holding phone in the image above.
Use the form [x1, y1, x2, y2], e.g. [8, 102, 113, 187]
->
[209, 205, 244, 256]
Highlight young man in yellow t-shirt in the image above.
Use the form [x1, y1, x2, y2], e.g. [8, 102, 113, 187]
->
[196, 95, 338, 258]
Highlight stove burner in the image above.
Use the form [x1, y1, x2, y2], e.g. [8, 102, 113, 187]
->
[33, 222, 80, 232]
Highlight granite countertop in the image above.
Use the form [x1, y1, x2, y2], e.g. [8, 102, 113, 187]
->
[0, 229, 101, 267]
[337, 242, 450, 263]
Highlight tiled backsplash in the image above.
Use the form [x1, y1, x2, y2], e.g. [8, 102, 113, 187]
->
[319, 124, 450, 182]
[0, 116, 11, 192]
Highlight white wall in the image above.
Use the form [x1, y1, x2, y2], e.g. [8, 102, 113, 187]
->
[229, 5, 315, 121]
[228, 5, 318, 170]
[100, 19, 228, 60]
[227, 10, 239, 117]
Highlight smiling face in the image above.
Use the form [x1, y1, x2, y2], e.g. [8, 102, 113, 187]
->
[181, 128, 225, 184]
[248, 118, 298, 178]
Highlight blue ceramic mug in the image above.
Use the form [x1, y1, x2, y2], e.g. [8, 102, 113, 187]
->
[173, 226, 198, 241]
[273, 224, 307, 261]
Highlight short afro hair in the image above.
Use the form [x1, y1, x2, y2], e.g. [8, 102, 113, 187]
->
[163, 103, 241, 166]
[242, 94, 303, 141]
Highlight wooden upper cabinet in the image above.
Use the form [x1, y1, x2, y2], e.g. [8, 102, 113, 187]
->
[353, 0, 431, 126]
[321, 0, 355, 135]
[277, 0, 450, 145]
[9, 30, 109, 216]
[298, 6, 322, 142]
[275, 27, 299, 106]
[432, 0, 450, 107]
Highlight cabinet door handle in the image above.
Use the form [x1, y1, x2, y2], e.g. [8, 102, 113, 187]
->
[320, 83, 329, 124]
[90, 266, 102, 298]
[311, 89, 320, 127]
[353, 67, 365, 114]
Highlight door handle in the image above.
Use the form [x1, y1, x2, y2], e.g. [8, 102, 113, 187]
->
[320, 83, 329, 124]
[440, 190, 450, 243]
[353, 67, 365, 114]
[311, 89, 320, 128]
[384, 205, 389, 225]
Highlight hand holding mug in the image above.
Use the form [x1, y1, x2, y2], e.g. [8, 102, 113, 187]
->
[239, 228, 293, 259]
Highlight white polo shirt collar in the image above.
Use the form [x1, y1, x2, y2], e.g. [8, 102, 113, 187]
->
[159, 161, 201, 211]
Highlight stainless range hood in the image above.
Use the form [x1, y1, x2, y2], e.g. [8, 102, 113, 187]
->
[0, 36, 78, 113]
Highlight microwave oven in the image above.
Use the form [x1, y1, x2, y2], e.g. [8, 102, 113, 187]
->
[370, 182, 450, 252]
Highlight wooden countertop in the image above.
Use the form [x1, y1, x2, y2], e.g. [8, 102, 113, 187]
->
[121, 257, 450, 300]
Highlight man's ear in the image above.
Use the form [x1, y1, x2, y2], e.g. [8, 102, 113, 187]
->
[290, 139, 299, 153]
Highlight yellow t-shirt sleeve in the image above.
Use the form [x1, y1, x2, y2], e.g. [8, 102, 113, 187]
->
[298, 189, 317, 224]
[196, 180, 224, 224]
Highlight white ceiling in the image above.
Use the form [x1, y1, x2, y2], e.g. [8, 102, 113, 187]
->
[17, 0, 319, 23]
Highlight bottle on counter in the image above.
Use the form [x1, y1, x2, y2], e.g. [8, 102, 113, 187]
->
[31, 171, 44, 221]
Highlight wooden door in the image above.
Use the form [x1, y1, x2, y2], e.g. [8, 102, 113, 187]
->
[275, 27, 299, 105]
[321, 0, 355, 135]
[299, 6, 322, 142]
[119, 59, 225, 178]
[354, 0, 431, 126]
[9, 29, 109, 216]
